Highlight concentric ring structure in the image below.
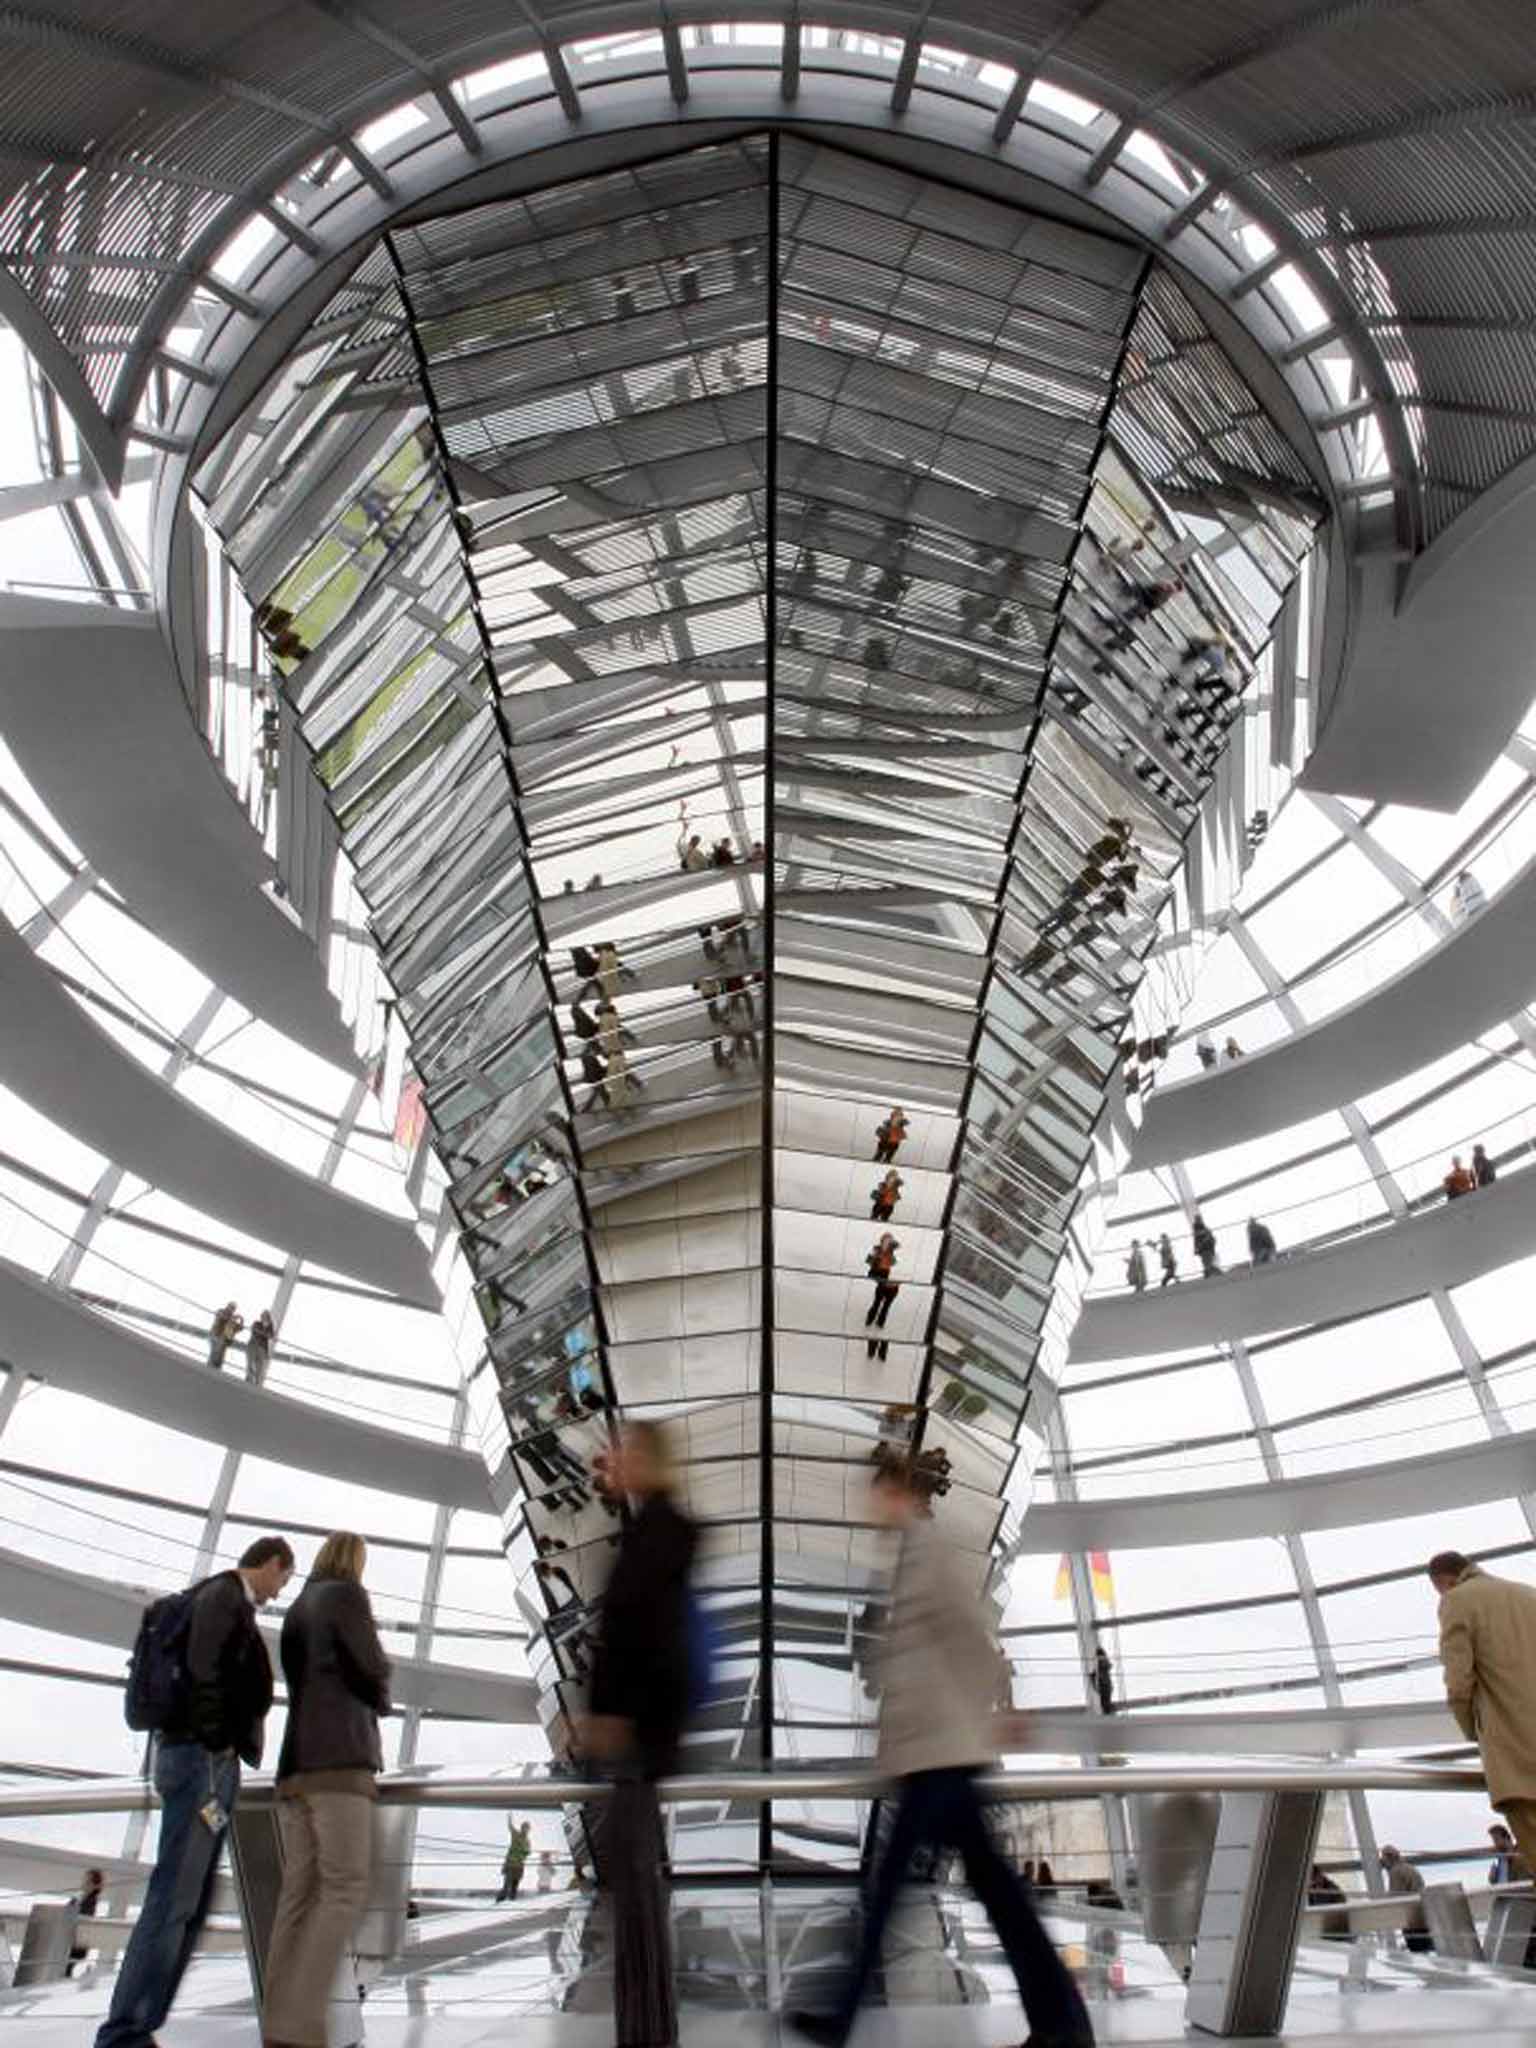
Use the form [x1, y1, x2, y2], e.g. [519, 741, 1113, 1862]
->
[191, 130, 1319, 1869]
[13, 0, 1536, 1899]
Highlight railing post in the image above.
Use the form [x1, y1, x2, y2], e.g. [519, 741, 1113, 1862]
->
[1184, 1790, 1322, 2038]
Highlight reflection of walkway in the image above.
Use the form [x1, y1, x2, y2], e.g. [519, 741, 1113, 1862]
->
[1073, 1164, 1536, 1361]
[1133, 847, 1536, 1169]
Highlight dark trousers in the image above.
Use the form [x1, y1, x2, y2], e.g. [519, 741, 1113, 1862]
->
[96, 1742, 238, 2048]
[865, 1284, 898, 1329]
[598, 1774, 675, 2048]
[832, 1768, 1092, 2045]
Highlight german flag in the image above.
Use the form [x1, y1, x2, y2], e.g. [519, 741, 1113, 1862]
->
[1053, 1551, 1115, 1607]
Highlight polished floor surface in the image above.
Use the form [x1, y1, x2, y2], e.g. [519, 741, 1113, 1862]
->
[5, 2001, 1536, 2047]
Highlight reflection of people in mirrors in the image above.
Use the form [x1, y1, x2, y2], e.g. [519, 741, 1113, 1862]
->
[866, 1235, 901, 1359]
[536, 1535, 579, 1610]
[874, 1107, 909, 1164]
[870, 1170, 903, 1222]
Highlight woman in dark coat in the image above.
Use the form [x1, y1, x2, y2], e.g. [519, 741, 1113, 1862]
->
[582, 1422, 697, 2048]
[262, 1532, 391, 2048]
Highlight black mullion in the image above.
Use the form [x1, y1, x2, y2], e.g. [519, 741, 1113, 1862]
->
[387, 238, 624, 1861]
[910, 249, 1157, 1491]
[758, 126, 780, 1875]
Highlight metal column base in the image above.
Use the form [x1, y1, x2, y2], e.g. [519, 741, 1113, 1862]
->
[1485, 1890, 1536, 1967]
[1424, 1880, 1483, 1960]
[1184, 1789, 1322, 2039]
[12, 1902, 76, 1987]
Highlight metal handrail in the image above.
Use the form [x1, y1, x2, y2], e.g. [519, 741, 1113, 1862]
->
[0, 1759, 1485, 1821]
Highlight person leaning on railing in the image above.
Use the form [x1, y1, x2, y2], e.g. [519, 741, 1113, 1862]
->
[1431, 1549, 1536, 1883]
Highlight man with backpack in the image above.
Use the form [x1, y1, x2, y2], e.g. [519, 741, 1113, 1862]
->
[98, 1535, 295, 2048]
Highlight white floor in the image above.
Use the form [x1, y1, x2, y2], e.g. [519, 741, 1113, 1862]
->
[7, 1998, 1536, 2048]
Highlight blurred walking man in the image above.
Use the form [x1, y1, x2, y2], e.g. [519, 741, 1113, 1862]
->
[792, 1459, 1094, 2048]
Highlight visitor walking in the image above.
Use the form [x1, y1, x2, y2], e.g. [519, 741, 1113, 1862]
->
[1473, 1141, 1498, 1188]
[1246, 1217, 1277, 1266]
[1488, 1822, 1531, 1885]
[1191, 1212, 1220, 1278]
[865, 1235, 901, 1358]
[873, 1107, 909, 1164]
[1379, 1846, 1432, 1953]
[1124, 1240, 1148, 1293]
[1443, 1155, 1476, 1200]
[1091, 1641, 1115, 1715]
[499, 1820, 532, 1902]
[789, 1459, 1094, 2048]
[67, 1868, 104, 1977]
[1158, 1233, 1178, 1286]
[581, 1423, 698, 2048]
[1452, 869, 1487, 923]
[245, 1309, 274, 1384]
[207, 1302, 242, 1371]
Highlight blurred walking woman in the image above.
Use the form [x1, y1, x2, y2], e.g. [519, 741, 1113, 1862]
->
[583, 1422, 698, 2048]
[262, 1532, 391, 2048]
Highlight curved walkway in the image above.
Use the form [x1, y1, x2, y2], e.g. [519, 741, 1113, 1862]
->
[1306, 441, 1536, 810]
[1133, 848, 1536, 1169]
[0, 1256, 492, 1509]
[0, 912, 434, 1304]
[1070, 1169, 1536, 1361]
[0, 1544, 535, 1723]
[0, 594, 354, 1068]
[1019, 1699, 1458, 1756]
[1013, 1422, 1536, 1554]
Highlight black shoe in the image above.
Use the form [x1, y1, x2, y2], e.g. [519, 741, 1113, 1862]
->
[786, 2015, 844, 2048]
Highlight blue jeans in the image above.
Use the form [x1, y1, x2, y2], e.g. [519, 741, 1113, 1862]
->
[834, 1768, 1093, 2045]
[95, 1742, 239, 2048]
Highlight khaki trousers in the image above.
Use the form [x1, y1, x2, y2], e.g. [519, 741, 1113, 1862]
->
[262, 1789, 373, 2048]
[1500, 1797, 1536, 1882]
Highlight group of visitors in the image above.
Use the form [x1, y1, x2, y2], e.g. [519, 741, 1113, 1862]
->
[104, 1423, 1096, 2048]
[1018, 817, 1141, 981]
[1124, 1213, 1277, 1288]
[701, 968, 760, 1070]
[1056, 531, 1246, 805]
[862, 1111, 914, 1356]
[1194, 1032, 1244, 1067]
[97, 1529, 386, 2048]
[569, 947, 646, 1114]
[206, 1302, 275, 1382]
[1444, 1142, 1497, 1199]
[1118, 1137, 1501, 1296]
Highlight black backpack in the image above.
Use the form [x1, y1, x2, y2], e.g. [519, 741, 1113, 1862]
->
[124, 1580, 206, 1732]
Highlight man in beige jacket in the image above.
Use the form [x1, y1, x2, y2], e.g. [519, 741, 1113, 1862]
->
[1431, 1550, 1536, 1875]
[791, 1458, 1094, 2048]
